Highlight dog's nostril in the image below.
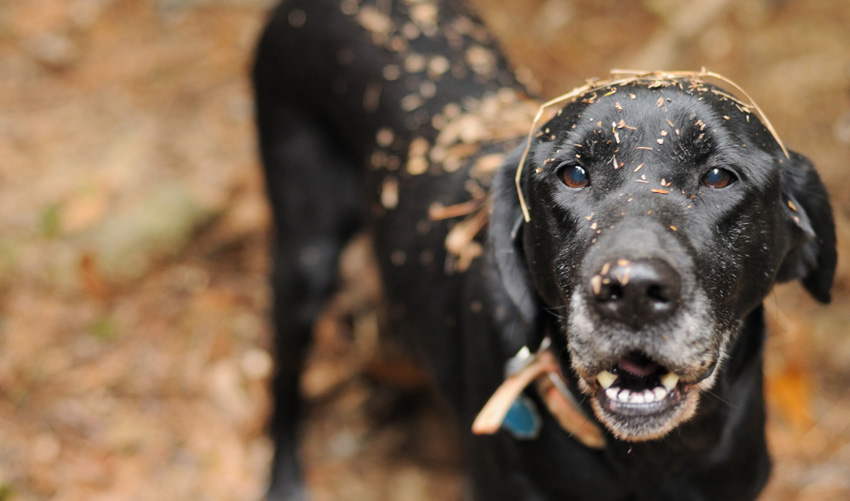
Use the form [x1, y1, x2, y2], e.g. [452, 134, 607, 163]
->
[606, 284, 624, 301]
[590, 258, 682, 328]
[646, 284, 669, 303]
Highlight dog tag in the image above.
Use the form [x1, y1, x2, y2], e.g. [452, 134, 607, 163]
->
[502, 394, 542, 440]
[471, 345, 558, 435]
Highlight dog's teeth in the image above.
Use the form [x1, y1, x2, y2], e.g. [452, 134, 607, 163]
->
[630, 392, 645, 404]
[661, 372, 679, 391]
[605, 387, 619, 400]
[642, 389, 656, 403]
[596, 370, 618, 389]
[617, 389, 631, 402]
[653, 387, 667, 401]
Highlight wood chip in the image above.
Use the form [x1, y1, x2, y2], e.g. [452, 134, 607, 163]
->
[407, 156, 428, 175]
[376, 128, 394, 147]
[381, 177, 399, 209]
[590, 275, 602, 296]
[429, 199, 482, 220]
[618, 267, 631, 286]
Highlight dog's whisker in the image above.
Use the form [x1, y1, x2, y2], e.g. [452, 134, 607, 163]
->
[542, 306, 569, 322]
[703, 388, 739, 411]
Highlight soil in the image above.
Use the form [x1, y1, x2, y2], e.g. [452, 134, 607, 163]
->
[1, 0, 849, 499]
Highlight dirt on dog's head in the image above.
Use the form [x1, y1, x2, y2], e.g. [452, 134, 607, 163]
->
[500, 72, 836, 441]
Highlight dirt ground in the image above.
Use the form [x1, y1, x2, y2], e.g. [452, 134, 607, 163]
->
[1, 0, 849, 499]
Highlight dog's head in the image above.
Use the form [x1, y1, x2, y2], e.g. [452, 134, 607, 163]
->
[491, 77, 836, 441]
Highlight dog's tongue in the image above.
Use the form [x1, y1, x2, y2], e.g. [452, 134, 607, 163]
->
[617, 356, 659, 378]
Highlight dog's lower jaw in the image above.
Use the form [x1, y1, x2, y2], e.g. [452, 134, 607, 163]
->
[584, 379, 701, 441]
[572, 366, 707, 440]
[576, 350, 728, 441]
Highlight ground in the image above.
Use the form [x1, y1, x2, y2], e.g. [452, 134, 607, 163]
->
[1, 0, 849, 499]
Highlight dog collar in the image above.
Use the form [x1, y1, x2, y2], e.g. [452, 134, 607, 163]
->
[471, 337, 605, 448]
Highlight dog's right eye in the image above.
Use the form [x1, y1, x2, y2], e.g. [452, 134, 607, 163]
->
[558, 164, 590, 189]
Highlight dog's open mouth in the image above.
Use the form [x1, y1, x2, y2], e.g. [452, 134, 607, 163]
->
[592, 352, 687, 418]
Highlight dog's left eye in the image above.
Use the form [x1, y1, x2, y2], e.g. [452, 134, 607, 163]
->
[558, 164, 590, 189]
[701, 167, 737, 189]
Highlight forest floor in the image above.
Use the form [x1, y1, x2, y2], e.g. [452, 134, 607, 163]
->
[1, 0, 849, 499]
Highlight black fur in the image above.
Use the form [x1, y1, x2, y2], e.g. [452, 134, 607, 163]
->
[252, 0, 836, 499]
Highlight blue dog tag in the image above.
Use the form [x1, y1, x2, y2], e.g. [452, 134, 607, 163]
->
[502, 394, 542, 440]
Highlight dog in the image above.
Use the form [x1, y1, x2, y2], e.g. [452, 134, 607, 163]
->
[252, 0, 837, 498]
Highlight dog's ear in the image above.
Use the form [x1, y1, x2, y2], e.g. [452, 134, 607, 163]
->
[489, 147, 540, 350]
[776, 151, 837, 303]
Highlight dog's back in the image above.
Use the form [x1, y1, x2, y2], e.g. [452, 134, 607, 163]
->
[252, 0, 533, 496]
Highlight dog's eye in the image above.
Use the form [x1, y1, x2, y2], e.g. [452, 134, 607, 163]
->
[701, 167, 736, 189]
[558, 164, 590, 189]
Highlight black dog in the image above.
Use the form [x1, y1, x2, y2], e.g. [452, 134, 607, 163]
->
[252, 0, 836, 499]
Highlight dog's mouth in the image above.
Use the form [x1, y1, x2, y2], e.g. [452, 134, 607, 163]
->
[584, 352, 700, 440]
[594, 353, 685, 413]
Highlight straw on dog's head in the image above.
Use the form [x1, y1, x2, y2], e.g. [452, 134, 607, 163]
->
[515, 69, 789, 223]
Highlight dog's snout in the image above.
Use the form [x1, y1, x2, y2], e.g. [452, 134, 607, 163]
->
[589, 258, 681, 329]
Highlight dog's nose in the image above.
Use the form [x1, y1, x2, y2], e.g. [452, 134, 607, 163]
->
[589, 258, 681, 329]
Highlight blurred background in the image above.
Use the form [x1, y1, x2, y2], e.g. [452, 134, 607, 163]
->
[0, 0, 848, 499]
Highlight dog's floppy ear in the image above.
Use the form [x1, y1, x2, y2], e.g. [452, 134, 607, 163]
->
[489, 146, 540, 350]
[776, 151, 837, 303]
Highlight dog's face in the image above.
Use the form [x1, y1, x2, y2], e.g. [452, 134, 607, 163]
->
[495, 79, 836, 441]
